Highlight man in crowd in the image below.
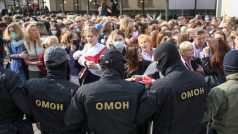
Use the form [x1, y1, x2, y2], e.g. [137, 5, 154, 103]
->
[192, 29, 207, 59]
[12, 46, 81, 133]
[65, 49, 146, 134]
[202, 50, 238, 134]
[136, 41, 209, 134]
[0, 58, 33, 133]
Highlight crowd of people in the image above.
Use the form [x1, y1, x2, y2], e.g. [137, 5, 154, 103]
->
[0, 8, 238, 134]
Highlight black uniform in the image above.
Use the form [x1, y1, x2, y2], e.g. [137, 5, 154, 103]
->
[13, 65, 81, 133]
[0, 66, 33, 134]
[12, 46, 82, 133]
[137, 42, 209, 134]
[65, 49, 146, 134]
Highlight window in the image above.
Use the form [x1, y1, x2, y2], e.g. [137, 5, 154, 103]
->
[122, 0, 129, 8]
[137, 0, 153, 8]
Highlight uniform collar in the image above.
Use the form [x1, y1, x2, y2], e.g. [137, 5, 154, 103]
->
[163, 60, 186, 76]
[226, 72, 238, 81]
[46, 70, 67, 80]
[100, 69, 123, 80]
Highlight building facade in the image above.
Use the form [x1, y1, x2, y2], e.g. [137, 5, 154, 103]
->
[0, 0, 216, 17]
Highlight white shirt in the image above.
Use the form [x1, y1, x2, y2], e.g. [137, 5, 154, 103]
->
[78, 43, 105, 76]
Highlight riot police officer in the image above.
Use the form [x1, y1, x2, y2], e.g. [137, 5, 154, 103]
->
[13, 46, 81, 133]
[0, 64, 33, 134]
[65, 48, 146, 134]
[137, 41, 209, 134]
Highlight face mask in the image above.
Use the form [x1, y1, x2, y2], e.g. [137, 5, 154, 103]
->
[73, 39, 80, 46]
[189, 39, 194, 43]
[113, 41, 124, 51]
[51, 30, 57, 35]
[132, 31, 139, 38]
[75, 28, 80, 33]
[61, 28, 67, 33]
[11, 32, 17, 40]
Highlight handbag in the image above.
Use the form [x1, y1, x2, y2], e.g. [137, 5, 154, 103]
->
[78, 67, 88, 80]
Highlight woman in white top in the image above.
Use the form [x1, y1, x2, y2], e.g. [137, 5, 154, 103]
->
[138, 34, 153, 61]
[78, 26, 106, 84]
[23, 23, 44, 79]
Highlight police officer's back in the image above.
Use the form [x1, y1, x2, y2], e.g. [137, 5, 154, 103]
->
[14, 46, 80, 133]
[65, 49, 146, 134]
[0, 65, 33, 134]
[137, 42, 209, 134]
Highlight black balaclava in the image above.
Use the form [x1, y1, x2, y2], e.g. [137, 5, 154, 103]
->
[223, 50, 238, 76]
[100, 61, 125, 79]
[153, 41, 181, 76]
[46, 61, 67, 79]
[99, 49, 126, 79]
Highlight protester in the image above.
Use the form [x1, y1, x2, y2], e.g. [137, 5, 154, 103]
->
[23, 23, 44, 79]
[4, 22, 28, 80]
[77, 27, 106, 85]
[179, 41, 203, 73]
[125, 45, 150, 78]
[1, 10, 238, 134]
[201, 38, 230, 89]
[138, 34, 153, 61]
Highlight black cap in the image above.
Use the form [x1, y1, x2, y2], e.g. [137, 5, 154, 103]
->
[223, 50, 238, 75]
[44, 46, 68, 66]
[99, 48, 125, 65]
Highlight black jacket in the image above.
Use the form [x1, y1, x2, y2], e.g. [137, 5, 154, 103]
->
[201, 57, 226, 89]
[0, 66, 24, 123]
[137, 61, 209, 134]
[14, 69, 80, 133]
[65, 69, 146, 134]
[0, 66, 34, 134]
[125, 60, 151, 79]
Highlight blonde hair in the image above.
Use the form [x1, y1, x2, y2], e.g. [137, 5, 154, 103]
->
[41, 36, 59, 48]
[84, 26, 99, 37]
[138, 34, 152, 46]
[35, 22, 49, 36]
[119, 17, 129, 33]
[60, 31, 73, 48]
[179, 41, 193, 55]
[25, 23, 40, 42]
[3, 22, 24, 41]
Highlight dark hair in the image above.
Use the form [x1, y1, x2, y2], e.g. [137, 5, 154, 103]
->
[209, 38, 230, 73]
[111, 29, 125, 38]
[195, 29, 205, 37]
[49, 23, 61, 37]
[178, 32, 189, 45]
[0, 21, 7, 28]
[125, 45, 141, 73]
[214, 30, 227, 42]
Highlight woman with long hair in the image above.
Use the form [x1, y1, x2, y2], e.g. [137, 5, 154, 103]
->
[4, 22, 27, 80]
[23, 23, 44, 79]
[125, 45, 151, 78]
[202, 38, 230, 88]
[78, 27, 106, 84]
[107, 30, 126, 54]
[61, 31, 81, 85]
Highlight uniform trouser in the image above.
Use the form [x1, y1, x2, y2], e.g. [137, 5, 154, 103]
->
[0, 119, 33, 134]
